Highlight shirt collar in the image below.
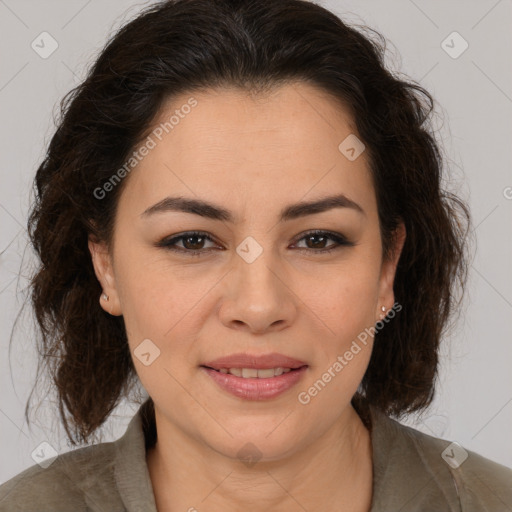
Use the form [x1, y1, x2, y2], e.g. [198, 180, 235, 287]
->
[113, 401, 158, 512]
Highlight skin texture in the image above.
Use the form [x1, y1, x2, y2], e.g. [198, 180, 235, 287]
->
[89, 82, 406, 512]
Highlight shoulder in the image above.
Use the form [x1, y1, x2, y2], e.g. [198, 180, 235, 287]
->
[402, 418, 512, 507]
[0, 441, 123, 512]
[369, 406, 512, 511]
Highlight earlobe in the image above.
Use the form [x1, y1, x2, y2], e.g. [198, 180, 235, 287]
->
[100, 291, 113, 316]
[88, 236, 122, 316]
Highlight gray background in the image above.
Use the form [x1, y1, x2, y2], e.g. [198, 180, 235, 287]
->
[1, 0, 511, 484]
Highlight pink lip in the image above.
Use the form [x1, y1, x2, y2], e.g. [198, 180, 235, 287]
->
[201, 352, 307, 370]
[201, 366, 308, 400]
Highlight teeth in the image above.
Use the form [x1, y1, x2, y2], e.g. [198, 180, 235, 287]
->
[216, 367, 295, 378]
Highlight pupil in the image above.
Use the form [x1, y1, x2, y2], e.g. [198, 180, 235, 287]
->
[308, 234, 326, 249]
[185, 235, 203, 250]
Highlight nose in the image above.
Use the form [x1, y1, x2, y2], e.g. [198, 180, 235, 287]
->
[218, 245, 297, 335]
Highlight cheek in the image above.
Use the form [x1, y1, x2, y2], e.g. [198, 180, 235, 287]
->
[114, 244, 189, 331]
[313, 263, 380, 334]
[117, 265, 198, 399]
[116, 251, 216, 370]
[298, 276, 378, 413]
[297, 262, 380, 393]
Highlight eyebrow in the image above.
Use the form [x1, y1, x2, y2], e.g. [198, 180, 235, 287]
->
[140, 193, 365, 222]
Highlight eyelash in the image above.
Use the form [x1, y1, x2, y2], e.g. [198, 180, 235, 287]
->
[156, 230, 354, 257]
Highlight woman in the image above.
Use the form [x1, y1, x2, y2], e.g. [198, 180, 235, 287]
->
[1, 0, 510, 510]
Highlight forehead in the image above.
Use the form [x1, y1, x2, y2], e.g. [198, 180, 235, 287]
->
[118, 82, 375, 221]
[151, 82, 359, 156]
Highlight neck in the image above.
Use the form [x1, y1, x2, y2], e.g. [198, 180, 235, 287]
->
[146, 403, 373, 512]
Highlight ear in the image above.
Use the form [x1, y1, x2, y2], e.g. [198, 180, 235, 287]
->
[88, 235, 122, 316]
[376, 221, 406, 321]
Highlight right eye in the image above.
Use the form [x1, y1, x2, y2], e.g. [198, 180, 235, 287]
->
[156, 231, 221, 256]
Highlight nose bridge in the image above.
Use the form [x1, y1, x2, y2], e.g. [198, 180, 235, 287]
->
[220, 234, 295, 331]
[234, 234, 283, 298]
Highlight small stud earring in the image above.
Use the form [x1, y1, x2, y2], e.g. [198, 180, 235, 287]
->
[102, 293, 109, 302]
[379, 305, 386, 319]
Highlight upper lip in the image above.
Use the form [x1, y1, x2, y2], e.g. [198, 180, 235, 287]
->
[201, 352, 308, 370]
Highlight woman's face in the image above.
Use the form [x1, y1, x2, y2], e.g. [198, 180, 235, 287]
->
[90, 82, 404, 460]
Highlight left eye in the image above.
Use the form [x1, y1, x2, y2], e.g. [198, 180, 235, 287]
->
[292, 230, 353, 253]
[157, 230, 353, 256]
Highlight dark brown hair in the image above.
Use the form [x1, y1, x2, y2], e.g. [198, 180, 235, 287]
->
[20, 0, 471, 444]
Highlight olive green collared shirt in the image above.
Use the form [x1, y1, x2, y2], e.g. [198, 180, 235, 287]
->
[1, 400, 511, 511]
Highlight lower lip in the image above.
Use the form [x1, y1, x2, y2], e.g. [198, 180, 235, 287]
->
[201, 366, 308, 400]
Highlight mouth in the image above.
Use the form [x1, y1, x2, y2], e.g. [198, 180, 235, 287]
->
[201, 352, 308, 372]
[199, 356, 309, 400]
[199, 352, 309, 399]
[200, 365, 307, 379]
